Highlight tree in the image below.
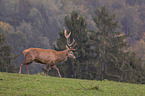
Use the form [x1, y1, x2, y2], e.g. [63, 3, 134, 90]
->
[54, 11, 92, 79]
[130, 33, 145, 68]
[93, 6, 145, 83]
[0, 22, 17, 72]
[119, 6, 142, 43]
[93, 6, 127, 80]
[27, 8, 51, 48]
[125, 0, 145, 5]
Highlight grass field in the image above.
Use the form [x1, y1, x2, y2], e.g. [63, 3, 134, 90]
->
[0, 72, 145, 96]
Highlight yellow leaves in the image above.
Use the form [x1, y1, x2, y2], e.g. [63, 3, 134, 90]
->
[0, 22, 13, 33]
[130, 38, 145, 67]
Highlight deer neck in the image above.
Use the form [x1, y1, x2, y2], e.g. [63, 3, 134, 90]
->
[56, 50, 68, 62]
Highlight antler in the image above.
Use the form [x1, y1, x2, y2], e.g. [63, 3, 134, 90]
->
[64, 30, 77, 50]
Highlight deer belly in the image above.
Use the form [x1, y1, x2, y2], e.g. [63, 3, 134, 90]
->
[34, 59, 46, 64]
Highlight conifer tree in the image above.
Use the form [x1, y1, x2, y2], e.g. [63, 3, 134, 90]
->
[93, 6, 127, 80]
[54, 11, 92, 78]
[93, 6, 145, 83]
[0, 22, 17, 72]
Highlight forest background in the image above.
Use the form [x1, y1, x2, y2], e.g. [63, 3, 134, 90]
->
[0, 0, 145, 83]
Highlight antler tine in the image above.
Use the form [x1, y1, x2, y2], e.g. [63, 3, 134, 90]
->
[68, 39, 75, 47]
[66, 45, 69, 49]
[71, 42, 77, 50]
[64, 30, 77, 50]
[72, 42, 76, 48]
[64, 30, 71, 39]
[71, 48, 77, 51]
[70, 44, 77, 51]
[64, 30, 71, 46]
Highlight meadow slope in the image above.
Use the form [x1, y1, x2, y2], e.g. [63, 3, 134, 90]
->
[0, 72, 145, 96]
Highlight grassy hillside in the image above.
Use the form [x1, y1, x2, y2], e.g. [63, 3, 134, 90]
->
[0, 72, 145, 96]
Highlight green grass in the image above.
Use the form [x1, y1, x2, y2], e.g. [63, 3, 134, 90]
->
[0, 72, 145, 96]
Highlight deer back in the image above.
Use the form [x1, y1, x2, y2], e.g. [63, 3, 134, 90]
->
[23, 48, 68, 64]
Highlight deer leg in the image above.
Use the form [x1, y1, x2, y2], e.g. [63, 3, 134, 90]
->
[26, 64, 30, 75]
[19, 63, 24, 74]
[19, 60, 32, 74]
[46, 63, 50, 76]
[52, 65, 61, 78]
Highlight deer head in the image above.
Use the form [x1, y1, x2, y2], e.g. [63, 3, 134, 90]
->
[64, 30, 76, 59]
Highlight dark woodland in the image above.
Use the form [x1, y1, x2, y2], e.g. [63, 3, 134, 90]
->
[0, 0, 145, 83]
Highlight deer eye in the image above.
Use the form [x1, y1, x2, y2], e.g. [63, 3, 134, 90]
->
[69, 52, 73, 54]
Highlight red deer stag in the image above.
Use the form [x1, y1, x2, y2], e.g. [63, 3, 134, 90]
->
[19, 30, 76, 77]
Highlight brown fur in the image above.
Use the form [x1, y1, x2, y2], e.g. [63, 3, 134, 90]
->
[19, 48, 75, 77]
[19, 30, 76, 77]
